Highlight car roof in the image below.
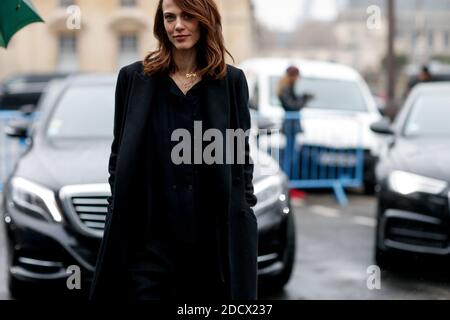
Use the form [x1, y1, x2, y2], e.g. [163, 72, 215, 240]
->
[2, 72, 72, 85]
[411, 81, 450, 93]
[239, 57, 363, 81]
[64, 73, 117, 87]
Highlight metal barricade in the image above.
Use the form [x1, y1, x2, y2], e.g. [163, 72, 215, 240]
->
[255, 111, 364, 206]
[0, 111, 31, 192]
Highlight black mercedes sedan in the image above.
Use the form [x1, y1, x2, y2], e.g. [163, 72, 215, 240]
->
[1, 74, 295, 298]
[370, 82, 450, 268]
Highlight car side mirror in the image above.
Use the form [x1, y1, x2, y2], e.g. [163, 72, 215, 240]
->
[377, 107, 386, 117]
[4, 119, 31, 139]
[370, 118, 394, 135]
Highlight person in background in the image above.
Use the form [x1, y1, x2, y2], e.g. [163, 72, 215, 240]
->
[405, 65, 434, 99]
[418, 65, 433, 83]
[277, 66, 313, 173]
[277, 66, 313, 134]
[278, 66, 312, 114]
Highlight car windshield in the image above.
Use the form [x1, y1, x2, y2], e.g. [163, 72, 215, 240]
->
[403, 92, 450, 137]
[46, 84, 115, 139]
[270, 76, 368, 112]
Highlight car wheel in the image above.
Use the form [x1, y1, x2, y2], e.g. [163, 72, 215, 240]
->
[265, 212, 296, 291]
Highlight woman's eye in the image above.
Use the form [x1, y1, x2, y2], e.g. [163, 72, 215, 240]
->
[183, 13, 193, 20]
[165, 15, 175, 22]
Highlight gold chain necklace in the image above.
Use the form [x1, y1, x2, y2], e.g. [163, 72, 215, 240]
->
[174, 71, 199, 93]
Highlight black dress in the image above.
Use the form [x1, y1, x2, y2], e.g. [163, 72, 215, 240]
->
[126, 73, 227, 300]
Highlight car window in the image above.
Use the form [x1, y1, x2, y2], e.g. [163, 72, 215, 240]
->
[270, 76, 368, 112]
[46, 84, 115, 139]
[403, 93, 450, 137]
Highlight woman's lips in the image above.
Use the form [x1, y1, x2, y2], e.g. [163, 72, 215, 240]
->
[174, 35, 189, 41]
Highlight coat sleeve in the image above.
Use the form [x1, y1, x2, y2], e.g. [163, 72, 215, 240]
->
[106, 67, 129, 214]
[236, 70, 258, 208]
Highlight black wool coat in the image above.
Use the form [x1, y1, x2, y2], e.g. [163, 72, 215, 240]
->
[89, 61, 258, 300]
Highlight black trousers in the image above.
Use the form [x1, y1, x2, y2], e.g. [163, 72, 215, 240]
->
[126, 238, 228, 301]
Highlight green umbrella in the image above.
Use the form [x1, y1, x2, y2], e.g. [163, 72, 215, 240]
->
[0, 0, 44, 48]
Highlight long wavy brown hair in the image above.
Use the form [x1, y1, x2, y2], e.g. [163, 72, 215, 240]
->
[143, 0, 233, 80]
[277, 66, 300, 97]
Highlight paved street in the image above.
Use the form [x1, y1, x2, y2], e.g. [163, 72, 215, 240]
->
[2, 192, 450, 300]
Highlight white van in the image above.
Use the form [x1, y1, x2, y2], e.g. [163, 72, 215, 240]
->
[240, 57, 383, 193]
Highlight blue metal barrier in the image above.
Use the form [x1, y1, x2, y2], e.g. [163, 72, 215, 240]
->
[0, 111, 32, 192]
[256, 111, 364, 206]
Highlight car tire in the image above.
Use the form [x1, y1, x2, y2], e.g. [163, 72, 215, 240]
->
[264, 212, 296, 291]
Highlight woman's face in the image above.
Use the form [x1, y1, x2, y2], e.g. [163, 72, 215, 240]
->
[162, 0, 201, 52]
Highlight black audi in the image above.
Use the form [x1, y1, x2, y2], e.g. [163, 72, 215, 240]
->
[370, 82, 450, 268]
[1, 74, 295, 298]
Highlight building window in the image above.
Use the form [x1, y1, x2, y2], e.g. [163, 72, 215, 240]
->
[59, 0, 75, 7]
[118, 34, 139, 68]
[121, 0, 137, 7]
[58, 34, 78, 72]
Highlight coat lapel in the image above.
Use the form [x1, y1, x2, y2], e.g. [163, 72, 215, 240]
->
[114, 69, 155, 217]
[203, 76, 232, 210]
[121, 70, 155, 154]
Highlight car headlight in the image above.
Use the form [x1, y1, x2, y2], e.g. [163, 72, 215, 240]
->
[10, 177, 63, 222]
[253, 174, 288, 213]
[388, 171, 447, 195]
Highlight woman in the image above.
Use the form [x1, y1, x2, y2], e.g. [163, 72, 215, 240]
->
[89, 0, 258, 301]
[277, 66, 313, 172]
[277, 66, 313, 134]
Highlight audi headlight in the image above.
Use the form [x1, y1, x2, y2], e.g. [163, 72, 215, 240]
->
[253, 174, 288, 213]
[388, 171, 447, 196]
[10, 177, 63, 222]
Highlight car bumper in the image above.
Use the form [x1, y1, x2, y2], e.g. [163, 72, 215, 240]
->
[377, 188, 450, 256]
[3, 195, 293, 287]
[3, 202, 99, 289]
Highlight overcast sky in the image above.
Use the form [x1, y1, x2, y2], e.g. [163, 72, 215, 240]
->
[252, 0, 339, 31]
